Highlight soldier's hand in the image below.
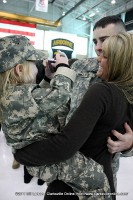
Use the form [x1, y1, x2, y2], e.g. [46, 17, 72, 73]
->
[107, 123, 133, 154]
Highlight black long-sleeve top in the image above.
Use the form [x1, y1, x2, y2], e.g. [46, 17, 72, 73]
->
[15, 82, 133, 193]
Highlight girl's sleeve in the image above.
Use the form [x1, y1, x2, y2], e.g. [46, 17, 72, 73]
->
[32, 67, 76, 113]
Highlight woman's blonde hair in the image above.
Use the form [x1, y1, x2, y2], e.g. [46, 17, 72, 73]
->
[0, 61, 36, 95]
[102, 32, 133, 104]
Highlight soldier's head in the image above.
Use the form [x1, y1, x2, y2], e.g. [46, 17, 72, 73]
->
[0, 35, 47, 92]
[93, 15, 126, 57]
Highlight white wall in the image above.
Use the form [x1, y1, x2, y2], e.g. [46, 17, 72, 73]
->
[35, 29, 88, 58]
[34, 29, 45, 50]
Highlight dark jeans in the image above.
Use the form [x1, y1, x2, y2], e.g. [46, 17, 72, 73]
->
[44, 180, 79, 200]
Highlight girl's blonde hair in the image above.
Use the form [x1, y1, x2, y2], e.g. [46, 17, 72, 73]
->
[102, 32, 133, 104]
[0, 61, 36, 122]
[0, 61, 36, 95]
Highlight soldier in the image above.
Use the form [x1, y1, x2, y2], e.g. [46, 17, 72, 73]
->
[42, 16, 133, 200]
[66, 15, 133, 191]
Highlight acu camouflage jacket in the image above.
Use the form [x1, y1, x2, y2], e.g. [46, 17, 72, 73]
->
[1, 67, 76, 151]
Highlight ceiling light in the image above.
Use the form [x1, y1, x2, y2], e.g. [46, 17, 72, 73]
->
[62, 11, 66, 16]
[111, 0, 116, 4]
[3, 0, 7, 3]
[96, 9, 99, 13]
[82, 16, 86, 21]
[89, 13, 95, 17]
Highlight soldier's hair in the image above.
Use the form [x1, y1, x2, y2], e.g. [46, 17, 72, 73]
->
[102, 32, 133, 104]
[93, 15, 126, 31]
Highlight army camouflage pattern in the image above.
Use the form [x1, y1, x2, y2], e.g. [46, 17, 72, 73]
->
[64, 58, 132, 195]
[9, 57, 133, 198]
[1, 57, 121, 199]
[0, 35, 48, 73]
[120, 148, 133, 157]
[1, 74, 74, 150]
[27, 152, 112, 200]
[27, 58, 112, 199]
[66, 58, 101, 123]
[69, 58, 122, 191]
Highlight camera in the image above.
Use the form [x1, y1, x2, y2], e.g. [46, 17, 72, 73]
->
[48, 59, 56, 73]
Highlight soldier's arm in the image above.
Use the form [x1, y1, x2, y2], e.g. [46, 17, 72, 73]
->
[107, 122, 133, 155]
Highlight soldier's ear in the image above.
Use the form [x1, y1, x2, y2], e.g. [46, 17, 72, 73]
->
[15, 64, 23, 76]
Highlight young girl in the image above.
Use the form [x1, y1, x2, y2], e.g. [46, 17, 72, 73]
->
[0, 35, 111, 200]
[0, 35, 76, 150]
[0, 34, 80, 186]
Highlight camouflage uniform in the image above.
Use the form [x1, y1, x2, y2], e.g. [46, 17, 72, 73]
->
[1, 36, 131, 199]
[1, 58, 112, 200]
[28, 58, 130, 200]
[67, 58, 133, 194]
[68, 58, 119, 192]
[26, 58, 112, 200]
[0, 35, 48, 73]
[0, 35, 112, 200]
[1, 72, 75, 150]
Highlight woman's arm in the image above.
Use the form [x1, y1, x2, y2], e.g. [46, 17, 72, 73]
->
[14, 83, 108, 166]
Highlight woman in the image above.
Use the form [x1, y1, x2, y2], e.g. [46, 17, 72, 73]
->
[14, 32, 133, 199]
